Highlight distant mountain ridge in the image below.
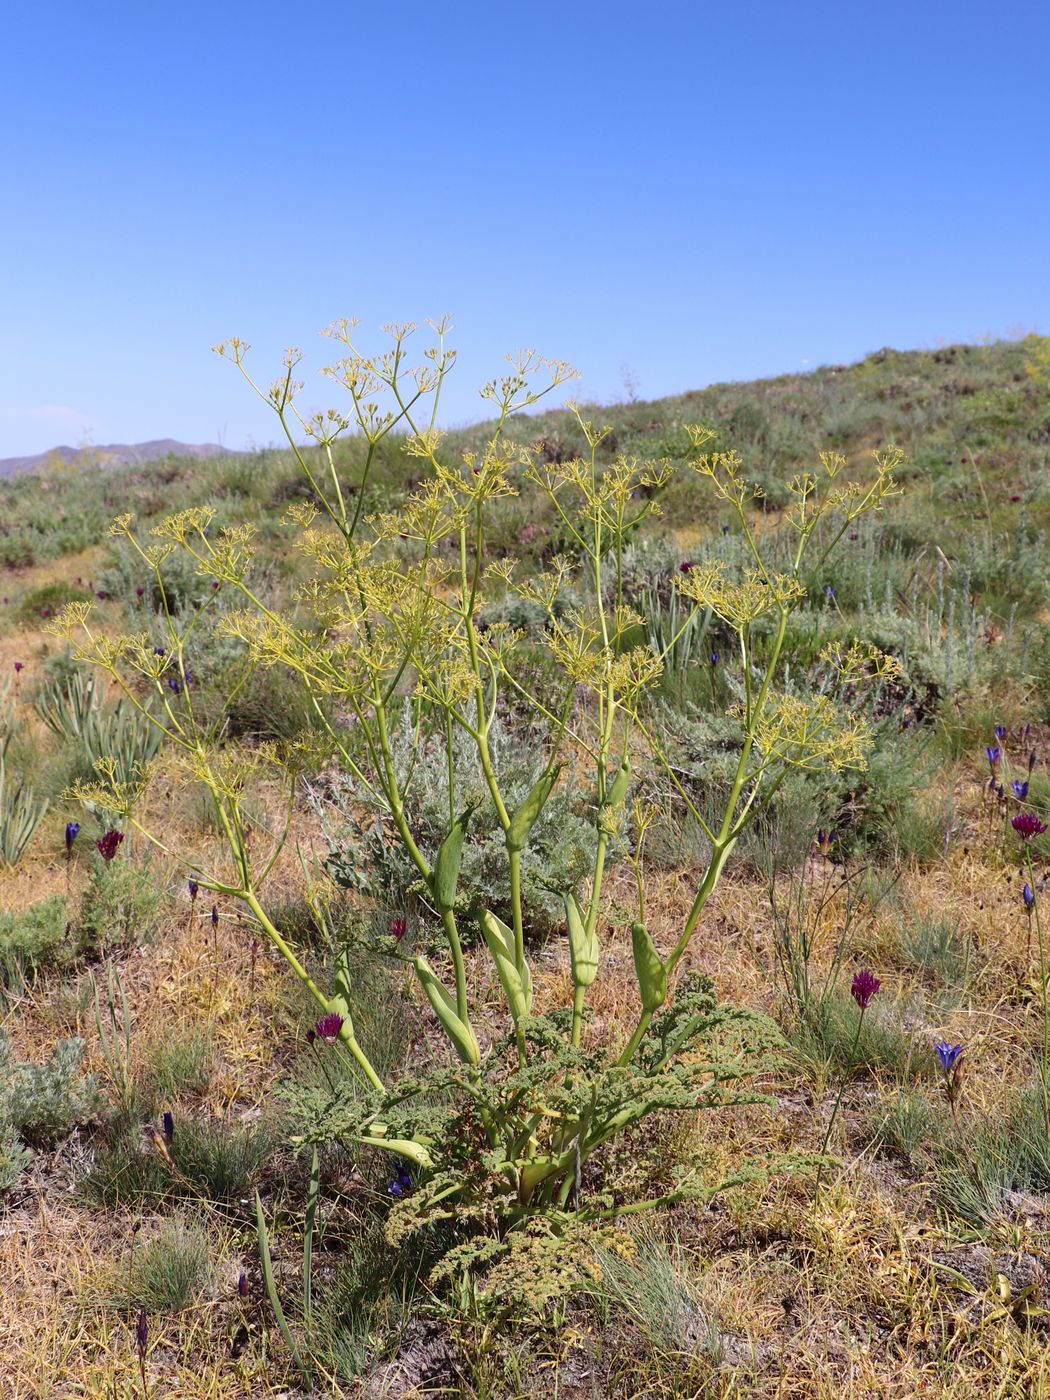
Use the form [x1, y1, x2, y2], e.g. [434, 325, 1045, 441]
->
[0, 439, 236, 479]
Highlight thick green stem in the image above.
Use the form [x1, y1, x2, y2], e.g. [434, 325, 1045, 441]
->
[246, 892, 384, 1093]
[1025, 849, 1050, 1135]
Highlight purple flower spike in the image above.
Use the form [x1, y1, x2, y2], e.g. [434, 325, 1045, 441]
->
[935, 1042, 964, 1073]
[1014, 780, 1030, 800]
[211, 903, 219, 927]
[314, 1012, 344, 1043]
[851, 970, 880, 1011]
[1013, 812, 1048, 842]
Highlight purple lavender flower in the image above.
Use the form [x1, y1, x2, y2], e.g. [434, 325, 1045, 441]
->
[850, 970, 880, 1011]
[935, 1042, 964, 1073]
[1012, 812, 1048, 841]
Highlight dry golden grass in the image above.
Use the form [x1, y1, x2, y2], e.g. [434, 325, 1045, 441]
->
[1, 566, 1049, 1394]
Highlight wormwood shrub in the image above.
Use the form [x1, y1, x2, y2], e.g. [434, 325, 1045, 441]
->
[0, 895, 70, 993]
[0, 1031, 100, 1154]
[56, 320, 901, 1292]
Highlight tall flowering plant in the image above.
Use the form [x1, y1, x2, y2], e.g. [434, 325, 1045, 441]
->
[52, 321, 901, 1253]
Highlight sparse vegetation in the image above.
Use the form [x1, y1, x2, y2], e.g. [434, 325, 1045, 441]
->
[1, 330, 1049, 1395]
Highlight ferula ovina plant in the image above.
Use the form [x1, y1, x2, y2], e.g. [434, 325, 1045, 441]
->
[53, 318, 902, 1244]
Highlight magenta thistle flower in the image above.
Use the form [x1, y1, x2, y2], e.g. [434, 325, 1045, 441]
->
[13, 662, 23, 674]
[850, 970, 880, 1010]
[390, 916, 407, 941]
[935, 1042, 964, 1073]
[96, 829, 124, 861]
[314, 1012, 344, 1043]
[1012, 812, 1048, 841]
[678, 561, 694, 574]
[136, 587, 145, 597]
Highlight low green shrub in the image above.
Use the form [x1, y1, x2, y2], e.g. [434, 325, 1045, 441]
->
[0, 895, 70, 993]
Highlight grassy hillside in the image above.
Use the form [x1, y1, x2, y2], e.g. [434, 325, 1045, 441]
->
[0, 333, 1048, 1398]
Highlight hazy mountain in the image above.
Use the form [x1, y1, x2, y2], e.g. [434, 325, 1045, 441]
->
[0, 439, 237, 479]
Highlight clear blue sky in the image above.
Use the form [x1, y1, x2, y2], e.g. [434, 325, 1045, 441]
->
[2, 1, 1047, 457]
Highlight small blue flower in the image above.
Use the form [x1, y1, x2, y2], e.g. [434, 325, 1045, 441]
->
[710, 651, 720, 666]
[1013, 780, 1030, 800]
[188, 879, 199, 899]
[986, 746, 1002, 770]
[934, 1042, 964, 1073]
[65, 821, 80, 852]
[826, 586, 836, 600]
[1024, 883, 1036, 911]
[995, 726, 1007, 741]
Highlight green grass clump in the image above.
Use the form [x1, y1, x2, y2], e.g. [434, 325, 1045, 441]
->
[142, 1026, 213, 1102]
[107, 1216, 214, 1312]
[85, 1114, 280, 1208]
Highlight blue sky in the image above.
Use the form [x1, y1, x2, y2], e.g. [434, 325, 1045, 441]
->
[1, 0, 1047, 457]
